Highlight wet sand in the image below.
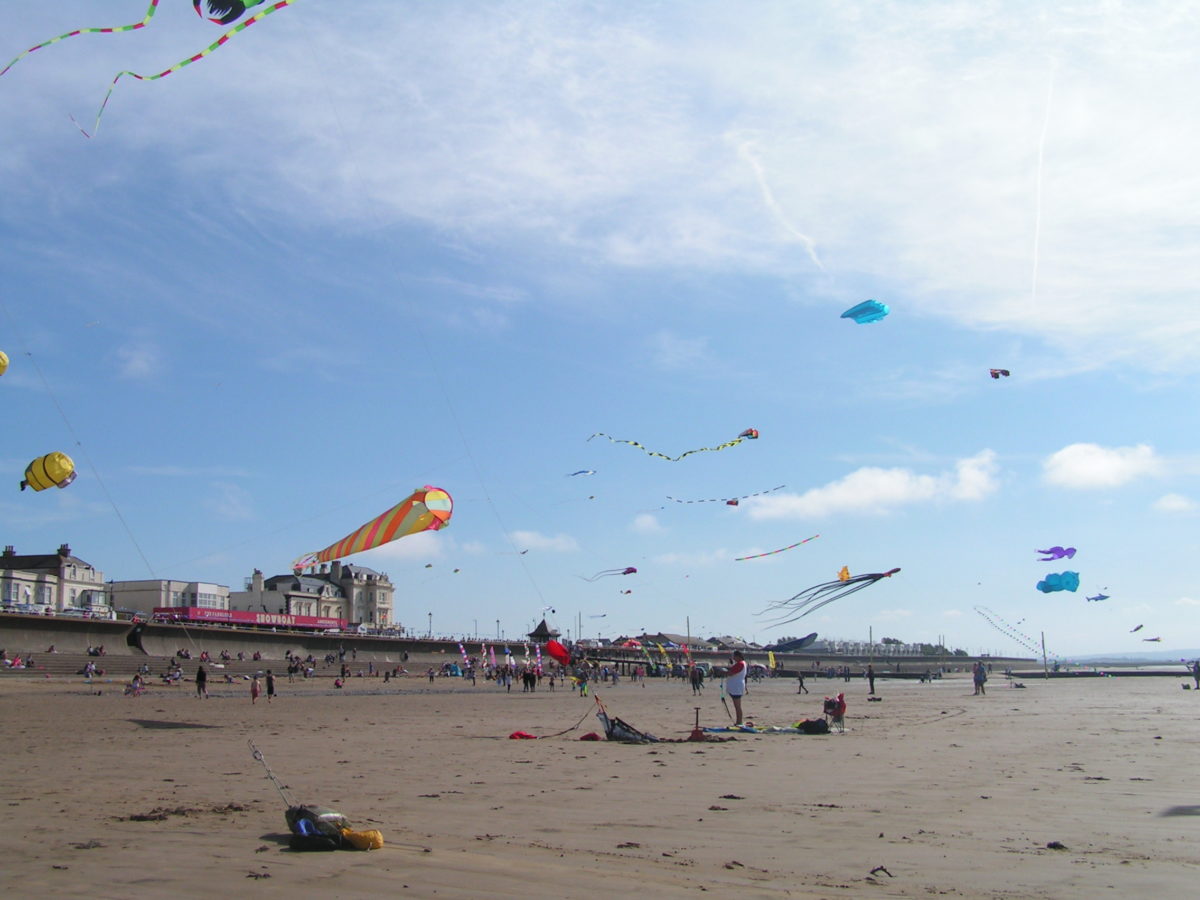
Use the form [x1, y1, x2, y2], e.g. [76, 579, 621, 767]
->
[2, 670, 1198, 898]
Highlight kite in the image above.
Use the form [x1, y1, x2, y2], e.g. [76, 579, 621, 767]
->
[292, 486, 452, 571]
[578, 567, 637, 582]
[837, 566, 850, 582]
[588, 428, 758, 462]
[1037, 546, 1076, 560]
[756, 569, 900, 626]
[20, 452, 77, 491]
[0, 1, 295, 138]
[989, 369, 1011, 379]
[545, 640, 571, 667]
[1036, 571, 1080, 593]
[567, 470, 596, 477]
[975, 606, 1057, 658]
[0, 349, 8, 375]
[734, 534, 820, 561]
[840, 300, 889, 324]
[1142, 637, 1162, 642]
[670, 484, 786, 506]
[1130, 624, 1143, 633]
[1086, 593, 1110, 602]
[193, 1, 270, 24]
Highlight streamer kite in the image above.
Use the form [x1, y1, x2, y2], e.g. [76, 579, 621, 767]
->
[588, 427, 758, 462]
[840, 300, 889, 324]
[1142, 636, 1162, 642]
[1130, 624, 1143, 633]
[670, 484, 786, 505]
[1036, 546, 1076, 560]
[734, 534, 820, 561]
[0, 1, 296, 137]
[292, 486, 452, 571]
[567, 470, 596, 477]
[1036, 571, 1079, 593]
[578, 567, 637, 582]
[756, 568, 900, 626]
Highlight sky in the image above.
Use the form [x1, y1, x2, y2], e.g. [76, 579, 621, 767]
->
[2, 1, 1199, 657]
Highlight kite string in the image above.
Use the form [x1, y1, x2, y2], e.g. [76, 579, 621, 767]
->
[0, 0, 161, 79]
[1031, 60, 1056, 305]
[0, 298, 156, 578]
[73, 0, 297, 138]
[297, 21, 550, 610]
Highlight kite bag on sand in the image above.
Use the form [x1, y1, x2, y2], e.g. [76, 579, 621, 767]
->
[251, 741, 383, 851]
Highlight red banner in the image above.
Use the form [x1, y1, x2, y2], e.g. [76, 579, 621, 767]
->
[153, 607, 345, 631]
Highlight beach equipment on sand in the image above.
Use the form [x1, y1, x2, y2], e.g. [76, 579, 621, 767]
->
[249, 740, 383, 851]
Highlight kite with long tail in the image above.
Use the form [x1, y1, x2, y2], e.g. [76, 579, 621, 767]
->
[756, 568, 900, 626]
[734, 534, 819, 561]
[577, 567, 637, 582]
[669, 484, 785, 506]
[1, 2, 294, 137]
[589, 428, 758, 462]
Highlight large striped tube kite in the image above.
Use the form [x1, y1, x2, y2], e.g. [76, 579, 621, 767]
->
[0, 349, 8, 376]
[292, 486, 453, 572]
[21, 451, 77, 491]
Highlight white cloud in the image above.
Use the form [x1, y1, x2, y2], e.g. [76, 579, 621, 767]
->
[942, 609, 963, 618]
[1153, 493, 1196, 514]
[1174, 597, 1200, 607]
[356, 529, 445, 562]
[630, 513, 664, 534]
[203, 482, 254, 521]
[115, 342, 161, 380]
[747, 450, 997, 519]
[873, 608, 913, 622]
[653, 549, 726, 567]
[649, 331, 709, 371]
[1042, 443, 1162, 489]
[508, 530, 579, 552]
[12, 4, 1200, 369]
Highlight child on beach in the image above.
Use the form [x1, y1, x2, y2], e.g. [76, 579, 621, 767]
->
[251, 674, 262, 704]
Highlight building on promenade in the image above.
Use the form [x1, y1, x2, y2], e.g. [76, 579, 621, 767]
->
[0, 543, 111, 615]
[109, 579, 231, 617]
[228, 562, 394, 628]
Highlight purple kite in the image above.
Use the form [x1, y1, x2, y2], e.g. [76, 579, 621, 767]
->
[1036, 546, 1076, 561]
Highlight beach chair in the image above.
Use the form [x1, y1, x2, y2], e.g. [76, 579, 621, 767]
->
[823, 694, 847, 733]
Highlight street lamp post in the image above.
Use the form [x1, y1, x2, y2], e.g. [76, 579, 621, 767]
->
[496, 619, 500, 639]
[427, 611, 432, 638]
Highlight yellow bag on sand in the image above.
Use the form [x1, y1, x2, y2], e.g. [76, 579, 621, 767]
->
[340, 827, 384, 851]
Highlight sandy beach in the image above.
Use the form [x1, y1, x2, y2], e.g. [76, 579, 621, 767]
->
[2, 667, 1198, 898]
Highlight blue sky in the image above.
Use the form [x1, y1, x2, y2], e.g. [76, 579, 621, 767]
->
[2, 1, 1198, 656]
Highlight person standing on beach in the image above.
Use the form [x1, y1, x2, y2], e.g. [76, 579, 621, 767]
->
[251, 674, 262, 704]
[265, 670, 276, 704]
[972, 661, 987, 696]
[195, 664, 208, 699]
[866, 664, 876, 695]
[1192, 660, 1200, 690]
[726, 650, 747, 725]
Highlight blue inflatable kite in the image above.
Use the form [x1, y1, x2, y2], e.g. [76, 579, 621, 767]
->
[1037, 571, 1080, 593]
[841, 300, 889, 324]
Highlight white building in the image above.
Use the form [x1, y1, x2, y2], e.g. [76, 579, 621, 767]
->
[109, 579, 231, 616]
[228, 562, 395, 627]
[0, 543, 111, 615]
